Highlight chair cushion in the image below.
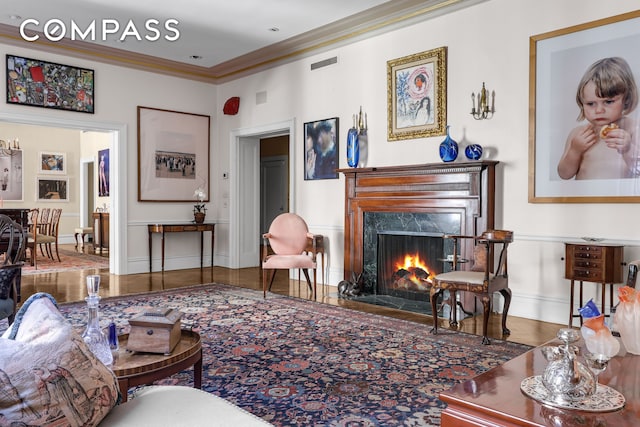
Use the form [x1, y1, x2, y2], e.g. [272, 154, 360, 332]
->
[0, 293, 119, 426]
[267, 213, 309, 255]
[99, 386, 273, 426]
[434, 271, 486, 286]
[263, 254, 316, 269]
[35, 233, 56, 243]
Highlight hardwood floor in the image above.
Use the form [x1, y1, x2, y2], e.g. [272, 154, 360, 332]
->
[17, 245, 563, 347]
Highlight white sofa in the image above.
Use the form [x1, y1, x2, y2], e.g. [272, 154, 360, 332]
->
[100, 386, 273, 426]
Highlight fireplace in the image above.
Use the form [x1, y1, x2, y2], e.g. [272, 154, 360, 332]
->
[339, 161, 498, 313]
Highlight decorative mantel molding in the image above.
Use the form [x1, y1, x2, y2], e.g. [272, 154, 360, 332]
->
[339, 161, 498, 281]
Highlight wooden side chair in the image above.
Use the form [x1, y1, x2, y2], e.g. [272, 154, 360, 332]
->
[0, 214, 27, 325]
[262, 213, 317, 298]
[431, 230, 514, 345]
[37, 207, 51, 257]
[39, 208, 62, 262]
[25, 208, 40, 269]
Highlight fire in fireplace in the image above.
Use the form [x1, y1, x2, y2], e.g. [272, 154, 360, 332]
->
[377, 232, 444, 302]
[390, 252, 434, 291]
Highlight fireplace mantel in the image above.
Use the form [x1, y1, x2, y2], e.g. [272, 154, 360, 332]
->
[339, 161, 498, 281]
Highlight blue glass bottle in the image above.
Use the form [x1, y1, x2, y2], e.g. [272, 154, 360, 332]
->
[347, 118, 359, 168]
[439, 125, 458, 162]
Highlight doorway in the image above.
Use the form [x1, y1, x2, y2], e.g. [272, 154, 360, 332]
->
[260, 134, 290, 234]
[0, 112, 127, 274]
[230, 119, 295, 268]
[80, 158, 96, 228]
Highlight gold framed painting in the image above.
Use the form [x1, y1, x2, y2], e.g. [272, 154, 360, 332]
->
[387, 46, 447, 141]
[528, 11, 640, 203]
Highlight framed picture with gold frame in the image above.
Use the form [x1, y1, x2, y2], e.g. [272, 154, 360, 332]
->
[387, 46, 447, 141]
[528, 11, 640, 203]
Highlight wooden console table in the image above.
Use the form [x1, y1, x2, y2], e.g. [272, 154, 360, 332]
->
[440, 339, 639, 426]
[564, 242, 624, 327]
[148, 223, 215, 272]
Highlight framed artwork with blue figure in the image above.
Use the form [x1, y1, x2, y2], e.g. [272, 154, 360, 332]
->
[39, 152, 66, 174]
[304, 117, 339, 180]
[98, 148, 109, 197]
[387, 46, 447, 141]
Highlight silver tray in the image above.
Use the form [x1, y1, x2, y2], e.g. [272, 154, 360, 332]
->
[520, 376, 625, 412]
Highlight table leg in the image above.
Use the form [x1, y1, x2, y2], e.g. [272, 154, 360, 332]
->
[118, 379, 130, 402]
[200, 231, 204, 269]
[569, 279, 575, 327]
[579, 280, 584, 325]
[161, 231, 166, 272]
[148, 230, 153, 272]
[194, 348, 203, 389]
[211, 229, 216, 268]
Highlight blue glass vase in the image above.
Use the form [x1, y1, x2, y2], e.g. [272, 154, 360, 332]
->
[347, 127, 359, 168]
[439, 126, 458, 162]
[464, 143, 483, 160]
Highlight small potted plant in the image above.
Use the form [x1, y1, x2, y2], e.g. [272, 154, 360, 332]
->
[193, 187, 207, 223]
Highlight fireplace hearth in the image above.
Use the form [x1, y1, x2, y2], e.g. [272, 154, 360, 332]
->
[339, 161, 498, 315]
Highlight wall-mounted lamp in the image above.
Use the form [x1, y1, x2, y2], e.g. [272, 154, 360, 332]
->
[471, 82, 495, 120]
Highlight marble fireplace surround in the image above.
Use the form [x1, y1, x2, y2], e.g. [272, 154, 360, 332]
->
[339, 161, 499, 293]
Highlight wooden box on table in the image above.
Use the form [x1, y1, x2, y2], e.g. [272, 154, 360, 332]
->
[127, 308, 183, 355]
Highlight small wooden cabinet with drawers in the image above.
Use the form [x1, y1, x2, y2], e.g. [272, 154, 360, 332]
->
[564, 242, 623, 327]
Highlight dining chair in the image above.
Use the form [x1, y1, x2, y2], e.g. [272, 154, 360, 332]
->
[26, 208, 40, 269]
[261, 213, 317, 298]
[39, 208, 62, 262]
[37, 207, 51, 257]
[431, 230, 514, 345]
[0, 214, 27, 325]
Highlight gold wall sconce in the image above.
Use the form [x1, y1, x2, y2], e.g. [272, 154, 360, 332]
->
[471, 82, 495, 120]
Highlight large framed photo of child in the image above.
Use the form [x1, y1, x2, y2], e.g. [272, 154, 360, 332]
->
[529, 11, 640, 203]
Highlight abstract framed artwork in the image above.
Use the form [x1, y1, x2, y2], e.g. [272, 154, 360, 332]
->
[304, 117, 339, 180]
[6, 54, 94, 113]
[528, 10, 640, 203]
[37, 177, 68, 201]
[387, 46, 447, 141]
[137, 106, 211, 202]
[39, 152, 66, 174]
[98, 148, 110, 197]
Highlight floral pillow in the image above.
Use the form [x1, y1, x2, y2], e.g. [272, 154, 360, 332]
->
[0, 293, 120, 426]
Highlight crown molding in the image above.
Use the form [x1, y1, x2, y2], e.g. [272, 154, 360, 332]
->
[0, 0, 485, 84]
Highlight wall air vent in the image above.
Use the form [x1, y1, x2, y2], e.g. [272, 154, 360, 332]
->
[310, 56, 337, 70]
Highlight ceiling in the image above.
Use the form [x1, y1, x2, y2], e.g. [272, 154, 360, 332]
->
[0, 0, 484, 83]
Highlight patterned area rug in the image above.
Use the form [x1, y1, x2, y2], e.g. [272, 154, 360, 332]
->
[24, 284, 532, 426]
[21, 248, 109, 275]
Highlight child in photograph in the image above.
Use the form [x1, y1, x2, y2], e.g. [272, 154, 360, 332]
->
[557, 57, 639, 180]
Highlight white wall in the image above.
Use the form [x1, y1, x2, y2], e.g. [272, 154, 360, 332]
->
[0, 44, 218, 273]
[215, 0, 640, 324]
[0, 122, 81, 240]
[0, 0, 639, 323]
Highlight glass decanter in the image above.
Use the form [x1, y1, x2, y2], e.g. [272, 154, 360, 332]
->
[81, 275, 113, 367]
[540, 328, 596, 403]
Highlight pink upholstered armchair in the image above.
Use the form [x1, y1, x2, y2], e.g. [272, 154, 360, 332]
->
[262, 213, 317, 298]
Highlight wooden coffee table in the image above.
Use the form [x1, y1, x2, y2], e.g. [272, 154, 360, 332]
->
[439, 338, 639, 426]
[112, 330, 202, 402]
